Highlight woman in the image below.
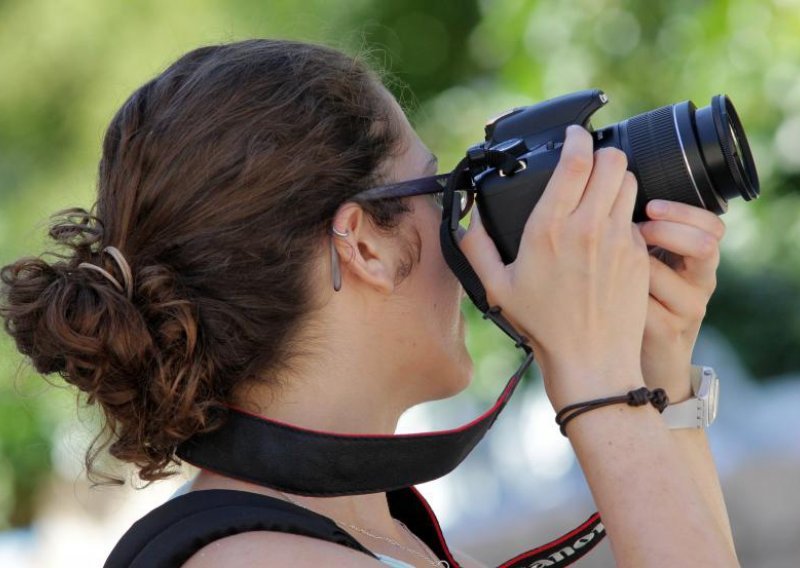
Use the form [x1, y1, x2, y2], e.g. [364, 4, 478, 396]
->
[1, 39, 738, 566]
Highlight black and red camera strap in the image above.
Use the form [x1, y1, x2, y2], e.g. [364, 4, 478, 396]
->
[177, 351, 533, 497]
[176, 381, 605, 567]
[174, 160, 606, 567]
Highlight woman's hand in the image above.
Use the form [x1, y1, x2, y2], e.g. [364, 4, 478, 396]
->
[458, 129, 739, 566]
[460, 125, 651, 411]
[637, 200, 726, 401]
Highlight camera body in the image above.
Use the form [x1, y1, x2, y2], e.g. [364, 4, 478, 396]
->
[470, 89, 758, 264]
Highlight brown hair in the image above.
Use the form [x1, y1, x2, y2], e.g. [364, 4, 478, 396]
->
[0, 39, 410, 482]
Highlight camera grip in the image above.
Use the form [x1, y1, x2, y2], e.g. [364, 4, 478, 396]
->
[477, 149, 560, 264]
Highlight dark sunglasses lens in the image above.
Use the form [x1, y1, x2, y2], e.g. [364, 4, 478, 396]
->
[433, 190, 473, 220]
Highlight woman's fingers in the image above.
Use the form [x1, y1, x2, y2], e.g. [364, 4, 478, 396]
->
[648, 255, 711, 321]
[530, 125, 594, 221]
[579, 148, 629, 218]
[610, 171, 638, 223]
[459, 207, 509, 305]
[639, 220, 719, 286]
[646, 200, 726, 240]
[639, 220, 718, 258]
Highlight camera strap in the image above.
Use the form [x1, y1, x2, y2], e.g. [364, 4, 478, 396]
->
[438, 157, 534, 351]
[177, 353, 533, 496]
[176, 365, 606, 567]
[175, 159, 606, 566]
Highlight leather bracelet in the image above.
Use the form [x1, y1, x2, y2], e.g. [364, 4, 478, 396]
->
[555, 387, 670, 436]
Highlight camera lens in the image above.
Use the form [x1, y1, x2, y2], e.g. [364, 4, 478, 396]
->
[596, 95, 760, 221]
[690, 95, 760, 205]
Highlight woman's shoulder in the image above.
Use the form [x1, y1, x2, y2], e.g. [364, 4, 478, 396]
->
[106, 487, 381, 567]
[182, 531, 487, 568]
[182, 530, 384, 567]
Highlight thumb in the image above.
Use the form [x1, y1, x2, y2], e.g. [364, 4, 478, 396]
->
[458, 208, 508, 304]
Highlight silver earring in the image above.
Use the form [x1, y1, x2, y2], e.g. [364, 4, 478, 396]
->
[330, 227, 349, 291]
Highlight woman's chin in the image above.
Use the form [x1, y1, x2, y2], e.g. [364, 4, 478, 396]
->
[428, 350, 473, 401]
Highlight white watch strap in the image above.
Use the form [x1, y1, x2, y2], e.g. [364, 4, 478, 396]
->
[662, 366, 718, 429]
[663, 396, 705, 429]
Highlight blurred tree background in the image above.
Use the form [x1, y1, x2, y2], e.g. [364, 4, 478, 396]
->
[1, 0, 799, 533]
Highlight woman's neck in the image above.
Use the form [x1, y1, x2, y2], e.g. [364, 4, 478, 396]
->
[231, 297, 428, 435]
[202, 287, 438, 549]
[233, 367, 406, 435]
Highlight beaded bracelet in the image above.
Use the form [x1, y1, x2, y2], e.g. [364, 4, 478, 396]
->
[555, 387, 670, 436]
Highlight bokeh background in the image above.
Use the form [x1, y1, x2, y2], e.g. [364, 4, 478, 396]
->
[1, 0, 800, 566]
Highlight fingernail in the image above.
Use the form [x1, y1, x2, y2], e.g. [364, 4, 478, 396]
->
[566, 124, 583, 136]
[649, 200, 668, 215]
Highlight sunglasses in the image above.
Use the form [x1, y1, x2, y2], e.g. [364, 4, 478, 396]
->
[350, 173, 476, 221]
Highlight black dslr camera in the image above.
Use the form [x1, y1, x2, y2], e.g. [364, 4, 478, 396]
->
[468, 89, 760, 263]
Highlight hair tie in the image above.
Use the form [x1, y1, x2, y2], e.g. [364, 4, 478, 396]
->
[78, 246, 134, 300]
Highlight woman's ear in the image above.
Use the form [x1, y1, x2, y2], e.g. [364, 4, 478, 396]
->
[330, 203, 398, 295]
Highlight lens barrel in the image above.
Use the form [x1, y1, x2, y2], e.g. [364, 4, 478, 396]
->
[596, 95, 759, 221]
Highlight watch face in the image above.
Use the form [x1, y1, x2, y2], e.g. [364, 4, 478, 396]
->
[707, 371, 719, 425]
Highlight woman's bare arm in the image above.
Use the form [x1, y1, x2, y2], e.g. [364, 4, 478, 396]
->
[636, 198, 736, 555]
[669, 428, 735, 551]
[562, 382, 738, 567]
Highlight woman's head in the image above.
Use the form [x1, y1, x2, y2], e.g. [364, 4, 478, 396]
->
[0, 39, 470, 482]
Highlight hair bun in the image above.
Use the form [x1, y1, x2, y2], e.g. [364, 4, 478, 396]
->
[1, 221, 219, 482]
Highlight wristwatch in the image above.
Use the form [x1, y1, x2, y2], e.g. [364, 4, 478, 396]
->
[662, 365, 719, 429]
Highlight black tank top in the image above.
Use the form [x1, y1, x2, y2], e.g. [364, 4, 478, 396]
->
[104, 486, 458, 567]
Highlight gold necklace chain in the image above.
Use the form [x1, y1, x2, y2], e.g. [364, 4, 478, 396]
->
[397, 520, 452, 568]
[276, 490, 450, 568]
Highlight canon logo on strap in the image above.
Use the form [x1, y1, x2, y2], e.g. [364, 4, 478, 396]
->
[524, 522, 606, 568]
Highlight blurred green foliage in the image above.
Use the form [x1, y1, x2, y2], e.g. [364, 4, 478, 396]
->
[1, 0, 799, 529]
